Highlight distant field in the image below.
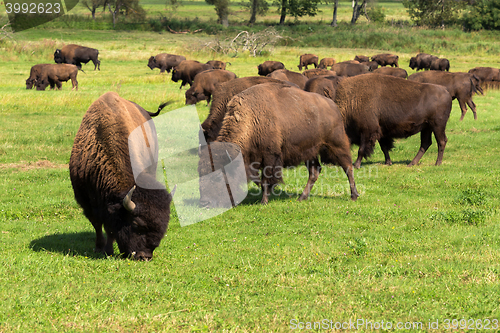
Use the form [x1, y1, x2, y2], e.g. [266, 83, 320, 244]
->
[0, 19, 500, 333]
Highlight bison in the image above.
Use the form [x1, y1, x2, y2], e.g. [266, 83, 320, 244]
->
[372, 67, 408, 79]
[409, 53, 439, 71]
[198, 83, 358, 206]
[408, 71, 483, 121]
[354, 55, 370, 63]
[26, 63, 51, 89]
[370, 53, 399, 67]
[468, 67, 500, 89]
[257, 61, 285, 76]
[266, 69, 308, 89]
[304, 75, 344, 101]
[364, 61, 379, 71]
[54, 44, 100, 71]
[430, 58, 450, 71]
[147, 53, 186, 73]
[171, 60, 214, 89]
[332, 63, 369, 77]
[206, 60, 230, 70]
[334, 74, 453, 168]
[69, 92, 174, 260]
[36, 64, 79, 91]
[298, 53, 319, 71]
[318, 58, 336, 70]
[184, 69, 237, 105]
[302, 68, 337, 78]
[201, 76, 293, 143]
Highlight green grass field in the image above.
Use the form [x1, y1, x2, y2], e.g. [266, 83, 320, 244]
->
[1, 9, 500, 332]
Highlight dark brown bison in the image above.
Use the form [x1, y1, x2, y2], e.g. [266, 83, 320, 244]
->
[206, 60, 230, 70]
[184, 69, 237, 105]
[332, 63, 369, 77]
[298, 54, 319, 71]
[354, 55, 369, 63]
[26, 63, 51, 89]
[318, 58, 336, 69]
[334, 74, 453, 168]
[69, 92, 174, 261]
[408, 71, 483, 121]
[302, 68, 337, 78]
[201, 76, 293, 143]
[304, 75, 344, 101]
[372, 67, 408, 79]
[266, 69, 308, 89]
[409, 53, 439, 71]
[147, 53, 186, 73]
[54, 44, 100, 71]
[370, 53, 399, 67]
[430, 58, 450, 71]
[36, 64, 78, 91]
[171, 60, 214, 89]
[257, 61, 285, 76]
[198, 83, 358, 206]
[365, 61, 379, 71]
[468, 67, 500, 89]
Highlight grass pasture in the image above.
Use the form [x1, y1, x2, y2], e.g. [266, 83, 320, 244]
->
[1, 26, 500, 332]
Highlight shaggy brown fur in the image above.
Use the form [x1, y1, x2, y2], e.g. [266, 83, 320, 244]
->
[26, 63, 51, 89]
[201, 76, 291, 143]
[69, 92, 173, 260]
[408, 71, 483, 121]
[36, 64, 79, 91]
[302, 68, 337, 78]
[54, 44, 100, 70]
[257, 61, 285, 76]
[318, 58, 336, 69]
[267, 69, 308, 89]
[468, 67, 500, 90]
[304, 75, 344, 101]
[332, 63, 369, 77]
[147, 53, 186, 73]
[372, 67, 408, 79]
[171, 60, 214, 89]
[206, 60, 229, 70]
[198, 83, 358, 206]
[371, 53, 399, 67]
[409, 53, 438, 71]
[298, 54, 319, 71]
[184, 69, 237, 105]
[335, 74, 453, 168]
[430, 58, 450, 71]
[354, 55, 369, 63]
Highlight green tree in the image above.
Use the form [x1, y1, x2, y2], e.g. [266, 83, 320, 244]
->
[463, 0, 500, 30]
[104, 0, 146, 28]
[276, 0, 320, 25]
[81, 0, 105, 19]
[351, 0, 367, 24]
[403, 0, 468, 27]
[248, 0, 269, 24]
[205, 0, 230, 27]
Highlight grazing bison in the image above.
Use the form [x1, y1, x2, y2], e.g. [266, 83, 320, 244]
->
[332, 63, 369, 77]
[36, 64, 79, 91]
[198, 83, 358, 206]
[206, 60, 230, 70]
[69, 92, 174, 260]
[201, 76, 292, 143]
[364, 61, 379, 71]
[302, 68, 337, 78]
[304, 75, 344, 101]
[354, 55, 370, 63]
[26, 63, 51, 89]
[372, 67, 408, 79]
[318, 58, 336, 69]
[257, 61, 285, 76]
[370, 53, 399, 67]
[298, 53, 319, 71]
[408, 71, 483, 121]
[334, 74, 453, 168]
[468, 67, 500, 89]
[267, 69, 308, 89]
[409, 53, 439, 71]
[54, 44, 100, 71]
[147, 53, 186, 73]
[184, 69, 237, 105]
[171, 60, 214, 89]
[430, 58, 450, 71]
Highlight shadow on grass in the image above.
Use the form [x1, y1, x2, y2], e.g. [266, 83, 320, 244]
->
[30, 232, 108, 259]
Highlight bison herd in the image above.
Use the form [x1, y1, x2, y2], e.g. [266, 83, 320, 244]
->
[31, 44, 497, 260]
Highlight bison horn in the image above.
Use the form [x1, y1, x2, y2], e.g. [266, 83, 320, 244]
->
[123, 185, 137, 212]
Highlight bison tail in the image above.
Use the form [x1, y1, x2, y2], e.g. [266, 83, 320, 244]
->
[148, 101, 174, 117]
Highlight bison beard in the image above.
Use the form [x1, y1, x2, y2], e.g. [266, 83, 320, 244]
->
[198, 83, 359, 206]
[69, 92, 173, 260]
[334, 74, 453, 168]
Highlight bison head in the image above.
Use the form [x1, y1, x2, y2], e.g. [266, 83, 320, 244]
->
[185, 90, 207, 105]
[114, 183, 173, 261]
[54, 49, 64, 64]
[409, 57, 417, 70]
[36, 79, 50, 91]
[147, 56, 157, 70]
[171, 68, 181, 82]
[26, 78, 35, 89]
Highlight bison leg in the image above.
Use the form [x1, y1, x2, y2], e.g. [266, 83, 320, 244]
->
[466, 99, 478, 120]
[71, 78, 78, 91]
[458, 98, 468, 121]
[379, 137, 395, 166]
[408, 127, 433, 167]
[298, 159, 321, 201]
[433, 127, 448, 166]
[353, 132, 378, 169]
[323, 141, 359, 201]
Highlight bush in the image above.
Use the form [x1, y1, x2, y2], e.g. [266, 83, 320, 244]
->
[462, 0, 500, 31]
[367, 6, 386, 24]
